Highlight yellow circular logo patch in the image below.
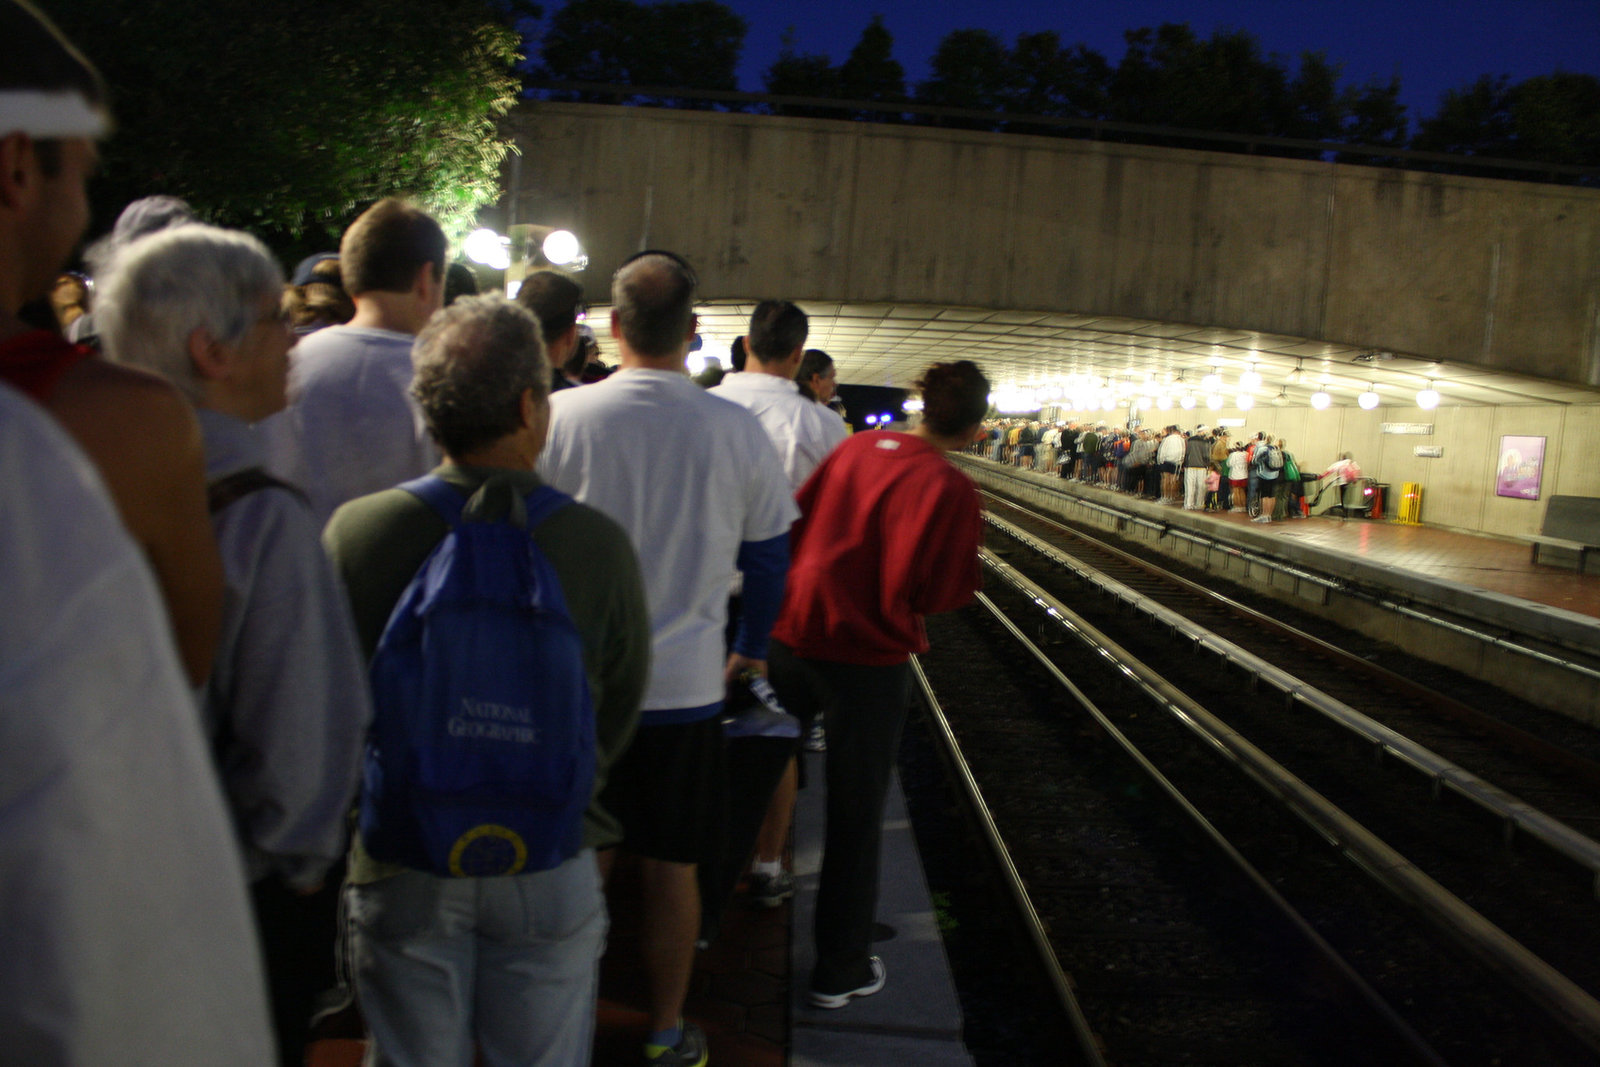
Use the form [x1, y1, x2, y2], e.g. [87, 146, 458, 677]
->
[448, 824, 528, 877]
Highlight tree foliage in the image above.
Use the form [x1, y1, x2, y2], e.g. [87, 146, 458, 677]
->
[1413, 72, 1600, 167]
[836, 15, 905, 109]
[538, 0, 746, 105]
[51, 0, 521, 253]
[763, 28, 842, 117]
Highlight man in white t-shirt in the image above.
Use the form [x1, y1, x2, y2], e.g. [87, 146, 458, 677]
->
[711, 299, 847, 492]
[540, 251, 798, 1067]
[710, 300, 846, 913]
[264, 198, 444, 526]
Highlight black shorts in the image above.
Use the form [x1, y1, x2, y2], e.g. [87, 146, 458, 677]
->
[1156, 461, 1176, 475]
[599, 716, 727, 865]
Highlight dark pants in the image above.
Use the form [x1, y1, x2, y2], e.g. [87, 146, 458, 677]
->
[770, 643, 912, 994]
[253, 873, 343, 1067]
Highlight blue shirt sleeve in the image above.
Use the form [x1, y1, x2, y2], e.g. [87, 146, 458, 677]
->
[733, 532, 789, 660]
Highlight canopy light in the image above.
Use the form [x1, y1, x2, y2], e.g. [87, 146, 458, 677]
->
[1180, 394, 1197, 410]
[1239, 365, 1262, 391]
[1416, 382, 1440, 410]
[1157, 396, 1173, 410]
[463, 228, 510, 270]
[1310, 389, 1332, 410]
[1201, 370, 1222, 391]
[1236, 394, 1255, 410]
[541, 229, 581, 266]
[1206, 394, 1224, 411]
[1270, 388, 1289, 408]
[1358, 385, 1380, 410]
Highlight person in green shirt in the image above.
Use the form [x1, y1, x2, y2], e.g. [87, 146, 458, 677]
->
[323, 294, 651, 1067]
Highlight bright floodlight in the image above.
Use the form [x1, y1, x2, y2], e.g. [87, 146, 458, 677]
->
[1202, 371, 1222, 391]
[464, 228, 509, 270]
[1206, 394, 1223, 411]
[865, 414, 879, 426]
[1239, 365, 1262, 390]
[1156, 395, 1173, 410]
[1310, 389, 1332, 410]
[1358, 387, 1380, 410]
[1236, 394, 1254, 410]
[543, 229, 581, 266]
[1417, 384, 1440, 410]
[1180, 394, 1196, 410]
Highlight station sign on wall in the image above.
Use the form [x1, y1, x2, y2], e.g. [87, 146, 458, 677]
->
[1381, 422, 1435, 435]
[1413, 446, 1444, 458]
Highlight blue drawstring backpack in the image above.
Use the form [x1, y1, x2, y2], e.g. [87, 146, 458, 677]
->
[361, 476, 595, 877]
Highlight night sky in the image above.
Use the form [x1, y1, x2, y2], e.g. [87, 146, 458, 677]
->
[722, 0, 1600, 122]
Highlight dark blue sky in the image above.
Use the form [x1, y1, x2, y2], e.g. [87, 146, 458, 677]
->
[722, 0, 1600, 122]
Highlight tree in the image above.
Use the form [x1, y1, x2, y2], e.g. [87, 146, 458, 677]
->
[1004, 32, 1110, 122]
[836, 15, 905, 116]
[915, 29, 1009, 127]
[763, 27, 842, 118]
[1414, 72, 1600, 174]
[1336, 77, 1408, 164]
[51, 0, 520, 252]
[538, 0, 746, 106]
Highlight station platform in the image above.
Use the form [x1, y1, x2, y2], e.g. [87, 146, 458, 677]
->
[959, 457, 1600, 722]
[971, 462, 1600, 623]
[308, 766, 974, 1067]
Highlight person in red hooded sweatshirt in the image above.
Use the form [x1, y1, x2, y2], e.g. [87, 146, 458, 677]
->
[768, 359, 989, 1012]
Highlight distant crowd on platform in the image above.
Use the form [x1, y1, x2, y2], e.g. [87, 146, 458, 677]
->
[0, 5, 990, 1067]
[975, 418, 1363, 523]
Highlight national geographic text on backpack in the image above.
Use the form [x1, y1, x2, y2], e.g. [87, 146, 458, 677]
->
[361, 475, 596, 878]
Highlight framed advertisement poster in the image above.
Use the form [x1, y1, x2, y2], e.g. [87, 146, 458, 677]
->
[1495, 435, 1546, 500]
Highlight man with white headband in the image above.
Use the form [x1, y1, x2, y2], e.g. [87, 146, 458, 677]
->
[0, 2, 225, 688]
[0, 2, 274, 1062]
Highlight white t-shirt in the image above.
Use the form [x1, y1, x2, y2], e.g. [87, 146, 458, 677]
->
[540, 368, 799, 713]
[709, 370, 848, 492]
[0, 385, 273, 1066]
[261, 324, 438, 526]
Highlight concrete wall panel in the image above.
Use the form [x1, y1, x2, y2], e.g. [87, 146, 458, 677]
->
[505, 104, 1600, 389]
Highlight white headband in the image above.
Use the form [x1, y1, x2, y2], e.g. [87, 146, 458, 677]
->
[0, 89, 108, 139]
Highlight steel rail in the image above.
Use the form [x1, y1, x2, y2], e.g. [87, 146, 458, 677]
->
[981, 489, 1600, 793]
[984, 509, 1600, 894]
[979, 547, 1600, 1053]
[908, 657, 1107, 1067]
[933, 597, 1445, 1064]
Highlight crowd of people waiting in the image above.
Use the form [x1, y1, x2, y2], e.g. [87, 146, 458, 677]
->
[0, 4, 993, 1066]
[975, 419, 1360, 524]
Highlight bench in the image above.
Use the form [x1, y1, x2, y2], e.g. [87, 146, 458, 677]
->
[1528, 495, 1600, 573]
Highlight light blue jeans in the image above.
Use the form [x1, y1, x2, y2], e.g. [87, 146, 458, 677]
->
[349, 850, 606, 1067]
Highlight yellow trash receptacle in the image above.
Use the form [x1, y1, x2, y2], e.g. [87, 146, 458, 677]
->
[1397, 482, 1423, 525]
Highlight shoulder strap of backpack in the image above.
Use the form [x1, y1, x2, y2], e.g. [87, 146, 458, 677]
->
[523, 483, 574, 530]
[207, 467, 305, 514]
[399, 474, 466, 528]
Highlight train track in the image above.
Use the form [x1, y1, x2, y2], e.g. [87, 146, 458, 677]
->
[910, 493, 1600, 1064]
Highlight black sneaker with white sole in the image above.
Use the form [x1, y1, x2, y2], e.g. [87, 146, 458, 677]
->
[808, 955, 887, 1009]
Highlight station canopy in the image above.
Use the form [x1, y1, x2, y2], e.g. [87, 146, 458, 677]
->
[648, 300, 1600, 415]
